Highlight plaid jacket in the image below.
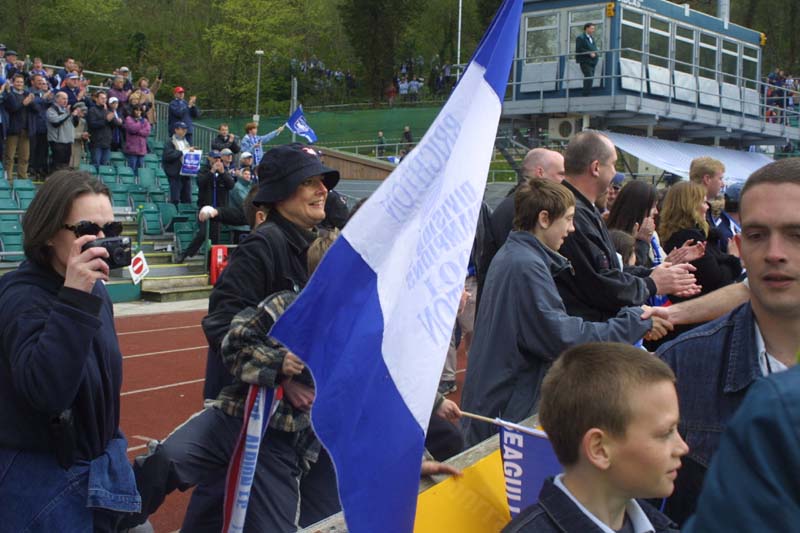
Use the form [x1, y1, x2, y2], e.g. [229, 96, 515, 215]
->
[211, 290, 320, 468]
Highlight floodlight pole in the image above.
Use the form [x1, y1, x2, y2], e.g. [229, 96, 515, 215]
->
[457, 0, 463, 81]
[255, 50, 265, 123]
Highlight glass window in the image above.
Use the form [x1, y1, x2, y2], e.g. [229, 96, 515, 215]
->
[700, 33, 716, 46]
[676, 26, 693, 40]
[721, 52, 738, 84]
[649, 32, 669, 68]
[621, 24, 643, 61]
[650, 17, 670, 33]
[623, 8, 643, 25]
[723, 40, 738, 53]
[699, 45, 717, 79]
[569, 8, 604, 54]
[743, 46, 759, 60]
[742, 59, 758, 88]
[675, 39, 694, 74]
[525, 14, 559, 64]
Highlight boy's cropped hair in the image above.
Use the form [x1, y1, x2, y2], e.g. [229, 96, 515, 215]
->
[741, 158, 800, 199]
[513, 178, 575, 232]
[689, 156, 724, 183]
[539, 342, 676, 466]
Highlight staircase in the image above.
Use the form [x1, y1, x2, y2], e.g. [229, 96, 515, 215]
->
[107, 221, 213, 303]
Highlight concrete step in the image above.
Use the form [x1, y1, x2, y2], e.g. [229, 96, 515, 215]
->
[141, 285, 214, 302]
[141, 274, 208, 291]
[112, 262, 205, 280]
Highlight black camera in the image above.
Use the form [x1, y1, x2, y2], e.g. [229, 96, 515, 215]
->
[82, 236, 132, 270]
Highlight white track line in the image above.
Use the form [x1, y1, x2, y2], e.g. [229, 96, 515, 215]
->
[123, 345, 207, 360]
[126, 435, 158, 452]
[118, 324, 201, 336]
[121, 378, 205, 397]
[127, 443, 148, 453]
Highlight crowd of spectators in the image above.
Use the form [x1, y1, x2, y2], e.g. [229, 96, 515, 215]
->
[765, 67, 800, 121]
[0, 44, 171, 182]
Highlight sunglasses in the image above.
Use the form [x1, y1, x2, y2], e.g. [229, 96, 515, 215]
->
[63, 220, 124, 238]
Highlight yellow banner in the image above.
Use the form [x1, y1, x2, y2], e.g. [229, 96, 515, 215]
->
[414, 450, 511, 533]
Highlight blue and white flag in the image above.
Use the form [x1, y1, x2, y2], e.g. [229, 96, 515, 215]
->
[499, 422, 562, 517]
[285, 105, 318, 144]
[270, 1, 522, 531]
[180, 150, 203, 176]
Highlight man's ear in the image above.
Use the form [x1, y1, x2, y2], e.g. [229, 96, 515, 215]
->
[582, 428, 613, 471]
[590, 160, 600, 178]
[538, 210, 551, 229]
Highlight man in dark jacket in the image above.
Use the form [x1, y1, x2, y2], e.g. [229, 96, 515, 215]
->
[161, 122, 194, 205]
[168, 86, 200, 143]
[555, 131, 698, 322]
[86, 91, 115, 170]
[28, 74, 52, 179]
[460, 178, 661, 447]
[3, 73, 33, 180]
[575, 22, 599, 96]
[177, 150, 234, 261]
[210, 123, 240, 155]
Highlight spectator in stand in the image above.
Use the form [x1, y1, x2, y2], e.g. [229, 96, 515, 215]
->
[177, 150, 234, 262]
[117, 66, 133, 91]
[46, 92, 79, 171]
[162, 121, 194, 206]
[0, 44, 6, 73]
[168, 86, 200, 143]
[28, 74, 53, 179]
[132, 76, 161, 124]
[402, 125, 413, 147]
[240, 122, 284, 166]
[26, 57, 49, 89]
[3, 73, 34, 181]
[198, 166, 254, 243]
[108, 76, 130, 108]
[86, 91, 114, 170]
[238, 151, 255, 179]
[211, 123, 240, 155]
[55, 57, 77, 88]
[69, 102, 89, 169]
[123, 105, 151, 176]
[0, 171, 140, 531]
[4, 51, 20, 79]
[689, 156, 728, 251]
[63, 73, 88, 107]
[376, 130, 386, 157]
[123, 91, 142, 118]
[107, 97, 124, 152]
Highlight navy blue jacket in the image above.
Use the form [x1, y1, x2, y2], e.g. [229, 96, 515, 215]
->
[2, 89, 32, 135]
[461, 231, 651, 447]
[502, 477, 678, 532]
[167, 98, 200, 135]
[685, 366, 800, 531]
[575, 33, 599, 67]
[0, 260, 123, 462]
[656, 302, 760, 526]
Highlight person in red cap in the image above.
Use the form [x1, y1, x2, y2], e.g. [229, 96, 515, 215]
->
[168, 85, 200, 144]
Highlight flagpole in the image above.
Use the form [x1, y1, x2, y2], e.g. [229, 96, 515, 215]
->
[460, 411, 546, 437]
[290, 76, 298, 143]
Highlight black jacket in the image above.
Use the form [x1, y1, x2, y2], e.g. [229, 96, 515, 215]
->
[87, 104, 113, 149]
[201, 212, 316, 399]
[0, 261, 122, 462]
[211, 134, 240, 154]
[556, 180, 656, 322]
[196, 164, 235, 208]
[161, 137, 187, 178]
[503, 477, 679, 533]
[3, 89, 32, 135]
[663, 227, 742, 301]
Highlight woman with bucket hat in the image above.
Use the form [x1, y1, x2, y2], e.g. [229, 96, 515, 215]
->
[128, 144, 343, 533]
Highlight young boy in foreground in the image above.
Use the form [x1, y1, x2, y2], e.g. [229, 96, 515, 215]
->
[503, 342, 687, 532]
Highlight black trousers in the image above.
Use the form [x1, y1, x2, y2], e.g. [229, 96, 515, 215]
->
[29, 133, 49, 178]
[49, 141, 71, 171]
[131, 407, 340, 533]
[183, 219, 222, 258]
[580, 62, 595, 96]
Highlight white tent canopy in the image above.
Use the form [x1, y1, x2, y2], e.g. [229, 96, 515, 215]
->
[604, 131, 774, 185]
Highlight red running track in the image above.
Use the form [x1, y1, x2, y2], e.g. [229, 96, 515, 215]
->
[116, 308, 469, 532]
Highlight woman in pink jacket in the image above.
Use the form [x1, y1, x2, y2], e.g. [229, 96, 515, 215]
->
[123, 105, 151, 176]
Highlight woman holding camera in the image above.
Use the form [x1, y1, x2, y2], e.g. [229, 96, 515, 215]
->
[0, 170, 140, 531]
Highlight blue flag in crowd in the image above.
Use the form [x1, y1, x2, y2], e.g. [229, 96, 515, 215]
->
[499, 423, 562, 517]
[285, 105, 318, 144]
[270, 0, 522, 531]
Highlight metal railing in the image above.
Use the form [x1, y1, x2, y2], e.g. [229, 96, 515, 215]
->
[152, 101, 219, 153]
[511, 47, 800, 130]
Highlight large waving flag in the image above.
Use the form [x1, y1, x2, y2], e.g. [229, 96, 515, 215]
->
[270, 1, 522, 531]
[285, 105, 318, 143]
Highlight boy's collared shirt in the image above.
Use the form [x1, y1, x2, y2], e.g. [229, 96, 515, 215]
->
[553, 474, 656, 533]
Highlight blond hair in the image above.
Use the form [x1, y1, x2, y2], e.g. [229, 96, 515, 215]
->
[658, 181, 709, 243]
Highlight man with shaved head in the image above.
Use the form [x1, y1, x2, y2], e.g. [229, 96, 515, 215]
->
[489, 148, 565, 251]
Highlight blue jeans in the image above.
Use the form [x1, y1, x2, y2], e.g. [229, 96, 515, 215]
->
[127, 154, 144, 176]
[92, 146, 111, 170]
